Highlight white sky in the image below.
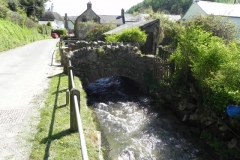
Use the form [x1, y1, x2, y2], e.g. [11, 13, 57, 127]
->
[44, 0, 144, 16]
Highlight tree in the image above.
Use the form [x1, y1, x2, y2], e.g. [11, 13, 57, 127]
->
[127, 0, 235, 15]
[127, 0, 193, 15]
[184, 14, 238, 42]
[8, 0, 46, 19]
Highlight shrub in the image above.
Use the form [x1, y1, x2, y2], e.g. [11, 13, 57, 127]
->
[52, 29, 67, 37]
[147, 12, 183, 49]
[184, 14, 239, 42]
[38, 24, 51, 35]
[105, 27, 147, 45]
[87, 23, 115, 41]
[0, 6, 8, 19]
[74, 21, 104, 40]
[46, 21, 51, 27]
[170, 25, 240, 114]
[74, 21, 94, 39]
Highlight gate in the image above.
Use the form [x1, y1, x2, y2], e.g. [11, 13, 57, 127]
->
[154, 46, 175, 82]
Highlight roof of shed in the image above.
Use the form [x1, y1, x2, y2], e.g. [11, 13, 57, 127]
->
[104, 19, 159, 35]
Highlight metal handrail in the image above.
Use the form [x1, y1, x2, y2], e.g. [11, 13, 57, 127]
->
[73, 95, 89, 160]
[67, 57, 89, 160]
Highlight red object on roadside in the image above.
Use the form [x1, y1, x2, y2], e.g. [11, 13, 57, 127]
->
[51, 33, 58, 38]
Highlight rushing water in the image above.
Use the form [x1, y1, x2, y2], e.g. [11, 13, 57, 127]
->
[86, 76, 218, 160]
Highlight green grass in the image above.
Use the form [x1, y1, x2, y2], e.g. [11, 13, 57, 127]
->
[30, 72, 101, 160]
[0, 19, 50, 52]
[55, 45, 61, 63]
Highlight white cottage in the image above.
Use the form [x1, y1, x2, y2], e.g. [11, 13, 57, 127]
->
[182, 0, 240, 28]
[39, 11, 64, 29]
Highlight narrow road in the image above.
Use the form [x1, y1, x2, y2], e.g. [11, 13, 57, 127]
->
[0, 39, 62, 159]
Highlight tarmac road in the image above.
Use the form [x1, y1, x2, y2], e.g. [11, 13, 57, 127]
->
[0, 39, 61, 159]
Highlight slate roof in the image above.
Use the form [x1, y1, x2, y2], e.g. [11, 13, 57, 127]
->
[65, 14, 149, 25]
[196, 1, 240, 17]
[104, 19, 159, 35]
[39, 11, 64, 21]
[163, 14, 181, 21]
[99, 15, 123, 25]
[124, 14, 149, 23]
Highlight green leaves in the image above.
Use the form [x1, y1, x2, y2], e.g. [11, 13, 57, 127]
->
[185, 15, 238, 42]
[105, 27, 147, 45]
[171, 24, 240, 113]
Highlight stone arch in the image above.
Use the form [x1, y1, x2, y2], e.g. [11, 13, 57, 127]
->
[69, 41, 155, 93]
[75, 66, 150, 94]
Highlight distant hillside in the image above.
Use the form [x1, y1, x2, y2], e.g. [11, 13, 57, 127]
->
[127, 0, 238, 15]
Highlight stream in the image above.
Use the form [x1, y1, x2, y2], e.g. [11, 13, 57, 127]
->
[85, 76, 219, 160]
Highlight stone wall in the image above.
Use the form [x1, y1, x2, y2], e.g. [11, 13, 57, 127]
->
[68, 41, 156, 92]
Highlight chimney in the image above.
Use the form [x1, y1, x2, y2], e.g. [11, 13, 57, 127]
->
[121, 8, 125, 24]
[51, 3, 54, 11]
[87, 2, 92, 10]
[64, 13, 68, 30]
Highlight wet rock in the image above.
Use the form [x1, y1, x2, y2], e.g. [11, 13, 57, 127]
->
[207, 117, 216, 123]
[178, 103, 187, 111]
[186, 103, 198, 110]
[205, 121, 214, 126]
[227, 138, 238, 149]
[138, 96, 154, 105]
[182, 114, 188, 122]
[190, 127, 201, 136]
[200, 117, 208, 123]
[219, 125, 228, 132]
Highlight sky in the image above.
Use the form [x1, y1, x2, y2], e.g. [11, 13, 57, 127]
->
[44, 0, 144, 16]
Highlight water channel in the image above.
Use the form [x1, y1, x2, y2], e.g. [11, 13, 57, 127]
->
[85, 76, 219, 160]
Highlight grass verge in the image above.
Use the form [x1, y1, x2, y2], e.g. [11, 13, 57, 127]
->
[30, 72, 101, 160]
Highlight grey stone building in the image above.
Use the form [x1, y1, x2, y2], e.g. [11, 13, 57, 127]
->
[75, 2, 100, 23]
[65, 2, 149, 35]
[65, 2, 160, 54]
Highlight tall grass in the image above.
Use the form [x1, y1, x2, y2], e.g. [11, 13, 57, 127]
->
[0, 19, 49, 52]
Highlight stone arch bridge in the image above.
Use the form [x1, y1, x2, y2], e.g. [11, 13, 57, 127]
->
[64, 41, 172, 92]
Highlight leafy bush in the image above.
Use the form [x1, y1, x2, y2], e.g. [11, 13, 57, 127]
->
[74, 21, 113, 40]
[170, 25, 240, 113]
[184, 15, 239, 42]
[74, 21, 95, 39]
[147, 12, 183, 49]
[7, 11, 23, 25]
[38, 24, 51, 35]
[46, 21, 51, 27]
[52, 29, 67, 37]
[0, 6, 8, 19]
[87, 23, 115, 41]
[105, 27, 147, 45]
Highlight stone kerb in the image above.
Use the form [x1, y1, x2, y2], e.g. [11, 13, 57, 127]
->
[67, 41, 155, 92]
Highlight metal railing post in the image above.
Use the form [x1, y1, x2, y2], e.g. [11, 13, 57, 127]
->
[70, 88, 80, 132]
[66, 89, 69, 105]
[68, 66, 74, 89]
[67, 58, 89, 159]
